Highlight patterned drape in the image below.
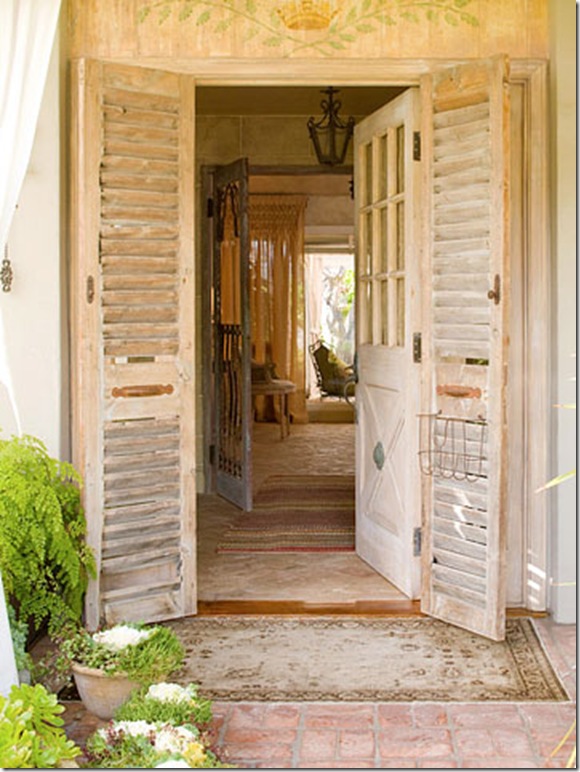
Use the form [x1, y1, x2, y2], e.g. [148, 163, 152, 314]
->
[250, 195, 308, 424]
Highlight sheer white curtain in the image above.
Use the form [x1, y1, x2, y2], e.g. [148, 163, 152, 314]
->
[0, 0, 61, 697]
[0, 0, 61, 248]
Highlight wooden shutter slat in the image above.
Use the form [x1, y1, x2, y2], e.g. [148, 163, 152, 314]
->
[102, 188, 179, 208]
[104, 140, 179, 161]
[103, 106, 179, 130]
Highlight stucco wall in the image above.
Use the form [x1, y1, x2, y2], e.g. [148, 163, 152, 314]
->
[0, 38, 63, 459]
[548, 0, 576, 624]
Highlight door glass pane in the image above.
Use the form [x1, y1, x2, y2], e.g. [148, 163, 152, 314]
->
[361, 278, 373, 343]
[396, 278, 405, 347]
[381, 280, 389, 345]
[396, 202, 405, 270]
[364, 143, 373, 205]
[396, 125, 405, 194]
[362, 211, 373, 274]
[377, 134, 387, 200]
[380, 207, 388, 273]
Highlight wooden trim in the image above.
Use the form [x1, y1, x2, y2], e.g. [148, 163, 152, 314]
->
[198, 600, 422, 616]
[196, 600, 547, 618]
[96, 57, 546, 86]
[70, 59, 104, 630]
[178, 73, 197, 616]
[504, 62, 550, 611]
[201, 166, 215, 493]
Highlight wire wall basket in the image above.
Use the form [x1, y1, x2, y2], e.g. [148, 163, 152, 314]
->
[418, 412, 488, 482]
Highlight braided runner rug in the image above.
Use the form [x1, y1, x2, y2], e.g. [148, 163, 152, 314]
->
[168, 617, 568, 702]
[216, 475, 355, 553]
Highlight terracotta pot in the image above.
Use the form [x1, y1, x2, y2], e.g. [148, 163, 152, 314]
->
[71, 662, 140, 720]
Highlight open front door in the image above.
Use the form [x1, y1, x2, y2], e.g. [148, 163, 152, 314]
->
[212, 159, 252, 511]
[354, 89, 422, 598]
[420, 57, 510, 641]
[71, 61, 197, 627]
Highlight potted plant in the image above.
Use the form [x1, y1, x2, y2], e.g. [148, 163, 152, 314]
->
[0, 683, 81, 768]
[57, 622, 185, 720]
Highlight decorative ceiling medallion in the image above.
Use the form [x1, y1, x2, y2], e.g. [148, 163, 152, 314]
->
[277, 0, 339, 30]
[373, 441, 385, 471]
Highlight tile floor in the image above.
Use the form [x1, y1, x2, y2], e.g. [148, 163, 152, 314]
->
[62, 419, 576, 768]
[198, 422, 407, 603]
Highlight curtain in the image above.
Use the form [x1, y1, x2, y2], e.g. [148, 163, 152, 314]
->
[0, 0, 61, 696]
[250, 195, 308, 424]
[0, 0, 61, 250]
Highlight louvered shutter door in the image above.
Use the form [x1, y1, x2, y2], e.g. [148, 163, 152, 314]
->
[71, 61, 196, 628]
[420, 58, 510, 641]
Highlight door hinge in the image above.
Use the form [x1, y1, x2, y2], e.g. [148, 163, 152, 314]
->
[413, 131, 421, 161]
[413, 332, 422, 363]
[209, 444, 216, 465]
[413, 526, 422, 557]
[207, 197, 214, 218]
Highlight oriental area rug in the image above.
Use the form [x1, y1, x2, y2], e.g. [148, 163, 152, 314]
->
[167, 617, 568, 703]
[216, 475, 355, 553]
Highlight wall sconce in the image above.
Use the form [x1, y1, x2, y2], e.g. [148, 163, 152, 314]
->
[308, 87, 355, 167]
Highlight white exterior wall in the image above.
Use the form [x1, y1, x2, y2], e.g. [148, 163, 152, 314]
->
[549, 0, 576, 623]
[0, 38, 63, 459]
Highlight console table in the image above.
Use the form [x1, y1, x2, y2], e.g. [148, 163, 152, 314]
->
[251, 379, 296, 439]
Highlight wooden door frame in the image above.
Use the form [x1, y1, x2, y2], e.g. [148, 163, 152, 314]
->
[189, 58, 549, 610]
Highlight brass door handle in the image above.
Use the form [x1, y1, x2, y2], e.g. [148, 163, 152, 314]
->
[436, 384, 482, 399]
[112, 384, 174, 398]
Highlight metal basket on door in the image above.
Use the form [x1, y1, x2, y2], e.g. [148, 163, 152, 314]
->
[418, 412, 488, 482]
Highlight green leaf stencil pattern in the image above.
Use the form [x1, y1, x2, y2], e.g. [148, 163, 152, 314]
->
[136, 0, 480, 57]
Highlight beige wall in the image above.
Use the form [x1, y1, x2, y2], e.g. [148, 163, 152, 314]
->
[68, 0, 548, 62]
[548, 0, 576, 624]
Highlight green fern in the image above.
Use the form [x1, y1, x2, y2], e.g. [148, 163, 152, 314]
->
[0, 434, 95, 637]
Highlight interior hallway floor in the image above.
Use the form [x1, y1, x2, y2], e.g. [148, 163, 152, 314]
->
[198, 420, 408, 605]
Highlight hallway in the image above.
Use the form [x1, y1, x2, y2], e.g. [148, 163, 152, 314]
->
[198, 421, 407, 605]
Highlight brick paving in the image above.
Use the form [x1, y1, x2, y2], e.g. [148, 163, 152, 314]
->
[62, 617, 576, 769]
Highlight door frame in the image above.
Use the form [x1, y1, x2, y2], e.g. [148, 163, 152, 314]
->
[191, 58, 549, 611]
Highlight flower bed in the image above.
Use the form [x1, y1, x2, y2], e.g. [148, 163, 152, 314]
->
[83, 682, 230, 768]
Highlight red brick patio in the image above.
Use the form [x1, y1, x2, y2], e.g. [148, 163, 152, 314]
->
[63, 617, 576, 769]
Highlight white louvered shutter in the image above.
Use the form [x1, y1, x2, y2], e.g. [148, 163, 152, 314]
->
[420, 58, 510, 641]
[71, 61, 196, 628]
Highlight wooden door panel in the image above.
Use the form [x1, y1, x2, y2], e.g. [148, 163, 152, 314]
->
[420, 56, 510, 641]
[354, 89, 421, 600]
[71, 60, 196, 628]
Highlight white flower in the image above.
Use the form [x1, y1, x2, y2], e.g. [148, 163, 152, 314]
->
[97, 719, 156, 741]
[147, 682, 198, 704]
[155, 762, 191, 769]
[154, 725, 198, 755]
[92, 624, 153, 652]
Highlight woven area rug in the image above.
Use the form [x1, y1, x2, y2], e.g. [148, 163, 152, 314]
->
[216, 475, 355, 553]
[167, 616, 568, 702]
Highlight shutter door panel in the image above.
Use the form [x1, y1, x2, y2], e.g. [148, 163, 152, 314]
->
[71, 60, 196, 628]
[421, 58, 509, 641]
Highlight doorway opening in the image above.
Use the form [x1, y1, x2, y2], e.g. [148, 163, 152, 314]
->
[197, 84, 410, 607]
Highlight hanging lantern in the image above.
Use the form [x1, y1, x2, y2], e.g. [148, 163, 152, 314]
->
[307, 87, 355, 167]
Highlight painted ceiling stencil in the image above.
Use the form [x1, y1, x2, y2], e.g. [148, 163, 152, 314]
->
[137, 0, 480, 57]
